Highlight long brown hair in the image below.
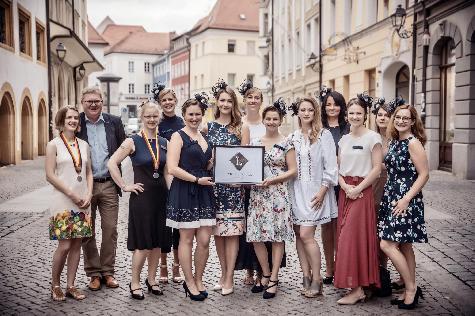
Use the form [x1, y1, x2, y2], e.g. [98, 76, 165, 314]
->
[387, 104, 427, 146]
[296, 97, 322, 143]
[55, 105, 80, 132]
[215, 86, 242, 138]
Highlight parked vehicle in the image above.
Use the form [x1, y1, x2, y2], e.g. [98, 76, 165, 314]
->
[125, 118, 140, 136]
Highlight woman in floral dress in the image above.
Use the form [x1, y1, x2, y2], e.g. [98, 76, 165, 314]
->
[247, 99, 297, 299]
[203, 80, 244, 295]
[46, 105, 93, 301]
[379, 104, 429, 310]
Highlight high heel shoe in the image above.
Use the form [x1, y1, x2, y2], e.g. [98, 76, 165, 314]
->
[199, 290, 209, 298]
[390, 297, 404, 305]
[129, 283, 145, 300]
[391, 281, 405, 291]
[322, 275, 334, 285]
[337, 291, 366, 305]
[221, 286, 234, 296]
[263, 280, 279, 299]
[145, 278, 163, 296]
[182, 282, 205, 301]
[398, 286, 423, 310]
[251, 275, 270, 293]
[304, 279, 323, 298]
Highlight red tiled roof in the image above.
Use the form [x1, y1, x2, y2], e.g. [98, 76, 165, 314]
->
[105, 31, 171, 55]
[101, 24, 146, 47]
[192, 0, 259, 35]
[87, 20, 108, 45]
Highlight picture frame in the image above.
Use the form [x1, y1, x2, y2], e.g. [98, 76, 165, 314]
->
[213, 145, 265, 184]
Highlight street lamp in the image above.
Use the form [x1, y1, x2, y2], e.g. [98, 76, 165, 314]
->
[56, 42, 66, 63]
[391, 5, 413, 39]
[75, 64, 86, 81]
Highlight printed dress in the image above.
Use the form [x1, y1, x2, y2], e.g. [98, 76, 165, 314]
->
[247, 137, 294, 242]
[288, 129, 338, 226]
[48, 137, 92, 240]
[208, 122, 245, 236]
[378, 137, 428, 243]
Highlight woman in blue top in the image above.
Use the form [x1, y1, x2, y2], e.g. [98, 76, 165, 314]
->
[152, 84, 185, 284]
[108, 101, 172, 300]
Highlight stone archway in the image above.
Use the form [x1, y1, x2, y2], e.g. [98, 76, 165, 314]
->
[21, 97, 33, 160]
[0, 92, 15, 165]
[37, 99, 47, 155]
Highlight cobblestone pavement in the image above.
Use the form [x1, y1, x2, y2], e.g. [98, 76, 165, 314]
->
[0, 160, 474, 315]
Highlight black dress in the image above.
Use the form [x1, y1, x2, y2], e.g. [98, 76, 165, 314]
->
[127, 135, 172, 251]
[328, 123, 350, 199]
[159, 115, 185, 252]
[166, 130, 215, 228]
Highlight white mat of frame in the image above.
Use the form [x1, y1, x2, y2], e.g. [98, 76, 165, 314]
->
[0, 185, 52, 213]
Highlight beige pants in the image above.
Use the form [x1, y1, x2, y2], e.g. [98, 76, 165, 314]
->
[82, 180, 119, 277]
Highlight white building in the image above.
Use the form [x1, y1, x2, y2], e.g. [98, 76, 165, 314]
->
[188, 0, 261, 121]
[0, 0, 48, 164]
[88, 18, 171, 120]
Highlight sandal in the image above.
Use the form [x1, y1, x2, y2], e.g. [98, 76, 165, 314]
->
[159, 264, 169, 284]
[251, 275, 270, 293]
[171, 263, 183, 283]
[243, 272, 255, 285]
[263, 280, 279, 299]
[66, 286, 86, 300]
[304, 279, 323, 298]
[51, 285, 65, 301]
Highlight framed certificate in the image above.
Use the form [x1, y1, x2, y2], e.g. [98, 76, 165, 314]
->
[213, 145, 265, 184]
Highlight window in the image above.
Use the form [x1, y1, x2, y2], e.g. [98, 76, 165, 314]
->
[296, 31, 301, 68]
[343, 75, 350, 101]
[228, 40, 236, 53]
[144, 62, 150, 73]
[128, 61, 134, 73]
[263, 13, 269, 35]
[200, 74, 204, 88]
[395, 65, 410, 101]
[247, 41, 255, 55]
[144, 84, 150, 94]
[18, 6, 31, 56]
[194, 75, 197, 90]
[127, 105, 137, 118]
[227, 73, 236, 86]
[201, 42, 205, 56]
[128, 83, 135, 94]
[195, 44, 198, 58]
[305, 23, 311, 59]
[246, 74, 254, 82]
[35, 21, 45, 62]
[0, 0, 13, 48]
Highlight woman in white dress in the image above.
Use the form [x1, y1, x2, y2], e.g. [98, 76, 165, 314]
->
[46, 105, 93, 301]
[287, 97, 338, 297]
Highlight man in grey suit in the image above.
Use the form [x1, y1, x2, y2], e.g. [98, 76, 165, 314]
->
[77, 87, 126, 291]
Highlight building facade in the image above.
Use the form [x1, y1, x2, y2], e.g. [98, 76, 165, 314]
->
[413, 0, 475, 179]
[152, 53, 170, 88]
[0, 0, 48, 165]
[189, 0, 260, 121]
[170, 31, 191, 115]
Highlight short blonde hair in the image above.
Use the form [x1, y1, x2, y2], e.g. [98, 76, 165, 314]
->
[139, 101, 160, 119]
[81, 86, 103, 101]
[55, 105, 80, 131]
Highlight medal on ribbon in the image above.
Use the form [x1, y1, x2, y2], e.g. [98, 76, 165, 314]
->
[141, 130, 160, 179]
[60, 132, 83, 182]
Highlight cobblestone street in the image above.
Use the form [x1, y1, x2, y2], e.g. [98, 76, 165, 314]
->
[0, 158, 474, 315]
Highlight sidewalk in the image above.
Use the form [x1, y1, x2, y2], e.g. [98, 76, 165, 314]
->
[0, 159, 474, 315]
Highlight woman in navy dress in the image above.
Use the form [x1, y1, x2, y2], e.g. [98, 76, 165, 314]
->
[108, 102, 172, 300]
[152, 83, 185, 284]
[319, 86, 349, 285]
[379, 104, 429, 310]
[166, 94, 215, 301]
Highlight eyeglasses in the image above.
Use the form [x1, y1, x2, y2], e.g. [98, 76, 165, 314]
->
[143, 115, 159, 120]
[394, 115, 412, 123]
[83, 100, 103, 106]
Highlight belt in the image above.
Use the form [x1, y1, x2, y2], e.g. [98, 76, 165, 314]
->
[93, 177, 112, 183]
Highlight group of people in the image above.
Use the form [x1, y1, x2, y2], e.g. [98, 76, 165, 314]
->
[46, 78, 429, 310]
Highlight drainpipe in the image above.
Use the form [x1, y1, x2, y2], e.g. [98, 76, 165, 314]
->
[46, 0, 53, 140]
[410, 0, 418, 106]
[271, 0, 274, 101]
[421, 1, 428, 125]
[318, 0, 322, 89]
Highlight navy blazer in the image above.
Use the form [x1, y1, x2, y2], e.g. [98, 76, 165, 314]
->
[76, 112, 126, 195]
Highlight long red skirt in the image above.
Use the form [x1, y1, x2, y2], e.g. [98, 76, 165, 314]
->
[334, 176, 381, 289]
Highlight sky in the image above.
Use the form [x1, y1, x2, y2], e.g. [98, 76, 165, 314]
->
[88, 0, 217, 33]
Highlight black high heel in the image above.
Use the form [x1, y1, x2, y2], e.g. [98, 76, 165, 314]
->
[322, 275, 334, 285]
[129, 283, 145, 300]
[145, 278, 163, 296]
[182, 282, 205, 301]
[251, 275, 270, 293]
[263, 280, 279, 299]
[390, 298, 403, 305]
[199, 290, 209, 298]
[391, 281, 405, 290]
[398, 286, 424, 310]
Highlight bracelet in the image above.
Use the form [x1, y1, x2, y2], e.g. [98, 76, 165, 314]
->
[194, 177, 199, 184]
